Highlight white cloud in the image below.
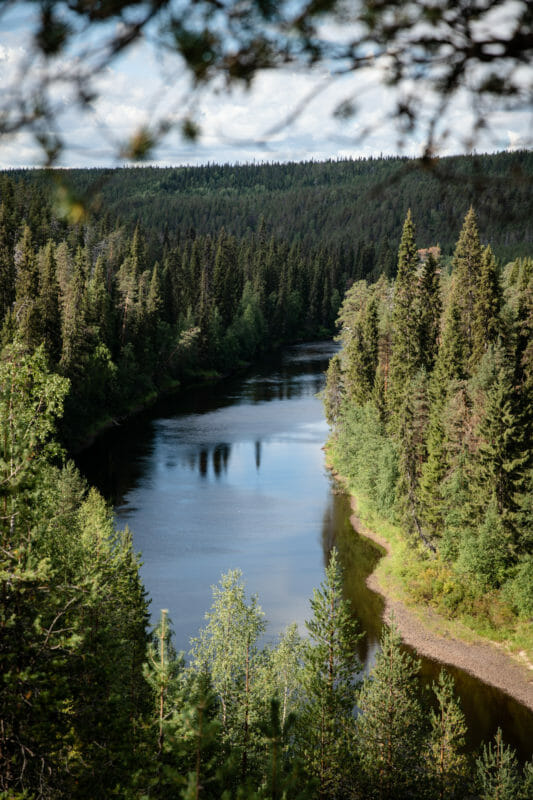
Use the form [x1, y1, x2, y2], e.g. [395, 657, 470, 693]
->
[0, 6, 531, 169]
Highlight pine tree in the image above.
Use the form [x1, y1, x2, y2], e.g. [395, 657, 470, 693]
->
[357, 622, 425, 800]
[257, 698, 311, 800]
[427, 670, 468, 800]
[300, 547, 361, 800]
[475, 729, 522, 800]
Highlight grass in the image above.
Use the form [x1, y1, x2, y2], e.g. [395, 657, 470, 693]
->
[328, 447, 533, 667]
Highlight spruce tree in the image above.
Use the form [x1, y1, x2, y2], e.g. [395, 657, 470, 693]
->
[60, 247, 86, 372]
[37, 240, 61, 362]
[323, 354, 344, 427]
[417, 251, 442, 372]
[13, 224, 40, 350]
[472, 360, 529, 550]
[388, 210, 421, 423]
[471, 244, 501, 367]
[449, 206, 483, 372]
[0, 214, 15, 323]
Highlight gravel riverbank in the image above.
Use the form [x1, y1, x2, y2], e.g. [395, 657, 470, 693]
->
[349, 496, 533, 713]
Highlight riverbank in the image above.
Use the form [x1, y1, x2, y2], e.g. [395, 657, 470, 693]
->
[329, 463, 533, 713]
[349, 495, 533, 713]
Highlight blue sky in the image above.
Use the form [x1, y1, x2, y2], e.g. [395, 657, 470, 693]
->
[0, 2, 531, 168]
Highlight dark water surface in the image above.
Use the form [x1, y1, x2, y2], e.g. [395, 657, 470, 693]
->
[78, 342, 532, 761]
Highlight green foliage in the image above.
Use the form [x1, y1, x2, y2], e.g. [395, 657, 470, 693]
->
[323, 353, 343, 426]
[190, 569, 267, 781]
[503, 555, 533, 618]
[426, 671, 468, 800]
[327, 205, 532, 624]
[332, 402, 399, 518]
[357, 622, 425, 800]
[388, 209, 422, 419]
[300, 547, 361, 799]
[475, 729, 523, 800]
[0, 344, 149, 798]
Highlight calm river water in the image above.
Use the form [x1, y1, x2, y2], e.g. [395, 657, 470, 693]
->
[78, 341, 532, 760]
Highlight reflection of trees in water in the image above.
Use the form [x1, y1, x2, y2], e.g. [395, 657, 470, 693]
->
[183, 443, 233, 478]
[241, 354, 333, 404]
[199, 449, 209, 477]
[213, 444, 231, 476]
[321, 488, 385, 670]
[255, 441, 261, 470]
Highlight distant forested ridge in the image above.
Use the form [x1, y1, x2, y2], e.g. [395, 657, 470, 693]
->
[10, 149, 533, 263]
[2, 150, 532, 445]
[326, 206, 533, 626]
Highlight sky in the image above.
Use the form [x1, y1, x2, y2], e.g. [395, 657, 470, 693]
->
[0, 1, 532, 169]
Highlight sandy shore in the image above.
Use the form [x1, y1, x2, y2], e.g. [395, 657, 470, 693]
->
[348, 496, 533, 713]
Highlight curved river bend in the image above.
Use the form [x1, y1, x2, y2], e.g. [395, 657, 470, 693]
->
[78, 342, 533, 760]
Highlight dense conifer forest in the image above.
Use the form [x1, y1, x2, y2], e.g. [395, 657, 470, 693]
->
[326, 207, 533, 626]
[1, 152, 533, 798]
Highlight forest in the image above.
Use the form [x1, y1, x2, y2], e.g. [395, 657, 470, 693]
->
[325, 207, 533, 626]
[1, 152, 533, 798]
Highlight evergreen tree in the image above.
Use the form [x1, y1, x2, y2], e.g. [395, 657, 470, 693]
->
[323, 354, 344, 427]
[300, 547, 361, 800]
[449, 206, 483, 372]
[471, 244, 501, 367]
[37, 240, 61, 361]
[426, 670, 468, 800]
[388, 210, 422, 421]
[60, 246, 86, 371]
[13, 225, 40, 350]
[0, 212, 15, 323]
[357, 622, 425, 800]
[417, 251, 442, 372]
[472, 360, 530, 549]
[475, 729, 522, 800]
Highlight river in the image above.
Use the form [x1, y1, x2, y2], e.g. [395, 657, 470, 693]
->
[77, 341, 532, 760]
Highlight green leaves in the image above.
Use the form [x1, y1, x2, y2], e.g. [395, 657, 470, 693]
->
[357, 622, 424, 799]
